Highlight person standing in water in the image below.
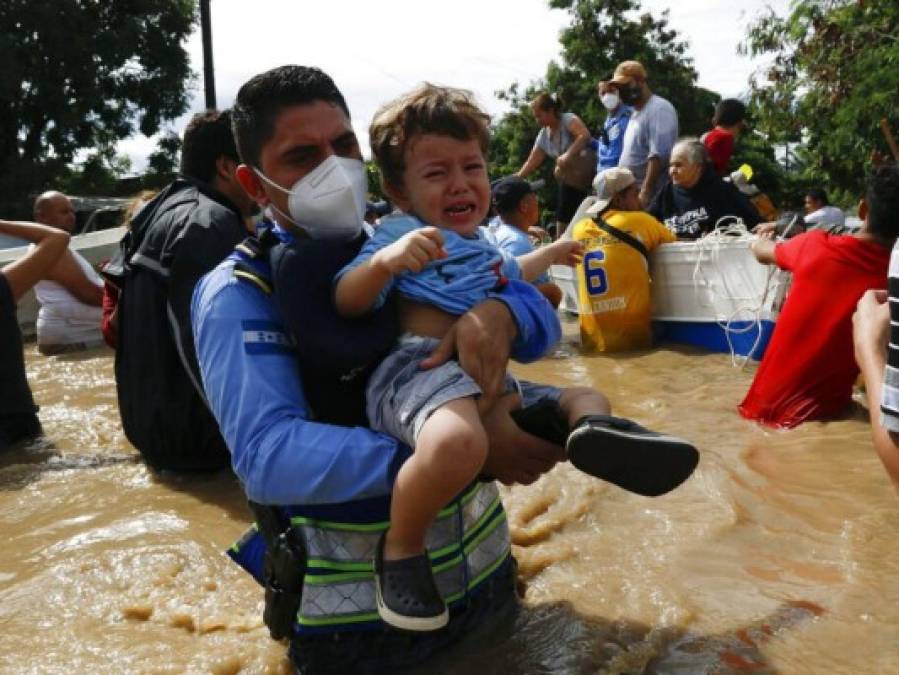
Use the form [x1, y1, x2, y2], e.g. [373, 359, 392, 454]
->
[0, 219, 69, 449]
[31, 191, 104, 354]
[742, 165, 899, 428]
[109, 110, 256, 472]
[485, 175, 564, 308]
[852, 165, 899, 491]
[193, 65, 568, 673]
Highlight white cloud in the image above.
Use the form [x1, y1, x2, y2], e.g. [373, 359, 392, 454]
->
[122, 0, 788, 171]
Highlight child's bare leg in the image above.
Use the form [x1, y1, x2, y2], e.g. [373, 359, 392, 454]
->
[557, 386, 611, 426]
[385, 396, 488, 561]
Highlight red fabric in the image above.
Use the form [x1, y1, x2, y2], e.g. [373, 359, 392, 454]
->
[704, 128, 735, 176]
[101, 281, 119, 349]
[739, 231, 890, 428]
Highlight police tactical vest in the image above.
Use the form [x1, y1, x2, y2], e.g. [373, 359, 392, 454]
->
[228, 227, 513, 635]
[230, 481, 511, 633]
[269, 233, 398, 426]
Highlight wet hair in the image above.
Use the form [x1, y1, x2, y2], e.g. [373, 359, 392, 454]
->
[179, 110, 239, 182]
[865, 164, 899, 242]
[530, 92, 561, 114]
[714, 99, 747, 127]
[369, 83, 491, 190]
[231, 65, 350, 167]
[805, 187, 829, 206]
[672, 138, 710, 167]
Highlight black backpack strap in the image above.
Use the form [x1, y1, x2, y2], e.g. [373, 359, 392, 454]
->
[593, 218, 649, 262]
[232, 228, 281, 294]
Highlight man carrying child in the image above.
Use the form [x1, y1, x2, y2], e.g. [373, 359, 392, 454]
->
[192, 67, 698, 671]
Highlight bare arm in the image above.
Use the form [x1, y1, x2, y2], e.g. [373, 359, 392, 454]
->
[750, 234, 778, 265]
[853, 289, 899, 492]
[333, 260, 395, 317]
[518, 146, 547, 179]
[640, 156, 662, 206]
[517, 239, 583, 282]
[45, 249, 103, 305]
[557, 115, 591, 165]
[334, 227, 446, 317]
[0, 220, 70, 303]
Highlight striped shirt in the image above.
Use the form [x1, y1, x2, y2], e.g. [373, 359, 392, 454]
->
[881, 242, 899, 431]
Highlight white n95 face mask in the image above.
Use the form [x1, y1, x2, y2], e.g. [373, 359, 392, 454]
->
[601, 92, 620, 111]
[254, 155, 367, 240]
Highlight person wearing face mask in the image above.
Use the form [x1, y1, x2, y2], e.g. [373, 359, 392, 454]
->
[612, 60, 679, 207]
[191, 66, 573, 673]
[592, 78, 633, 172]
[104, 109, 257, 472]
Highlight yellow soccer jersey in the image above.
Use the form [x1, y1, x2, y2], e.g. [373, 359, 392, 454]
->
[571, 210, 675, 351]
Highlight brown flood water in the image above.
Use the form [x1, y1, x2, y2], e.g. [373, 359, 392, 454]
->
[2, 317, 898, 674]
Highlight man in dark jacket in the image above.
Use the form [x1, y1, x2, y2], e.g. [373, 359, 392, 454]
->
[649, 138, 761, 239]
[108, 110, 255, 471]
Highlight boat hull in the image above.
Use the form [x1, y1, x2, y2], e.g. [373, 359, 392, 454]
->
[551, 238, 789, 359]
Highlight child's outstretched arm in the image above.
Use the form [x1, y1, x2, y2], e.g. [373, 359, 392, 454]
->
[517, 239, 583, 282]
[335, 226, 447, 316]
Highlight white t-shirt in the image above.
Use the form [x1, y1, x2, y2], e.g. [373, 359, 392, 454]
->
[805, 205, 845, 226]
[33, 246, 103, 347]
[618, 94, 679, 197]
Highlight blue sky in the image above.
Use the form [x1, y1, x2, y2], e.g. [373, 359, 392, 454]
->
[116, 0, 788, 171]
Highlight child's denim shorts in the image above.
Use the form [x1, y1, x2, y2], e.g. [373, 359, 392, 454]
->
[366, 333, 562, 447]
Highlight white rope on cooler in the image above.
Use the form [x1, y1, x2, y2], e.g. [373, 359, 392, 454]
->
[690, 216, 784, 368]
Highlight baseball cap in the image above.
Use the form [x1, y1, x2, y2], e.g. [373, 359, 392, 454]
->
[586, 167, 636, 216]
[610, 60, 647, 86]
[491, 176, 545, 212]
[365, 200, 391, 217]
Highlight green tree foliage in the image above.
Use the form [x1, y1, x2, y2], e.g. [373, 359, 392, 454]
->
[742, 0, 899, 202]
[0, 0, 196, 217]
[490, 0, 720, 218]
[144, 131, 183, 188]
[365, 161, 387, 202]
[729, 122, 800, 211]
[58, 150, 132, 197]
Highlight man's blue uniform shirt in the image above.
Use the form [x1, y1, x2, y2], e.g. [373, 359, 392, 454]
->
[595, 105, 633, 170]
[191, 222, 560, 505]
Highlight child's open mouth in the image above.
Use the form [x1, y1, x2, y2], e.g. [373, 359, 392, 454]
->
[445, 203, 475, 217]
